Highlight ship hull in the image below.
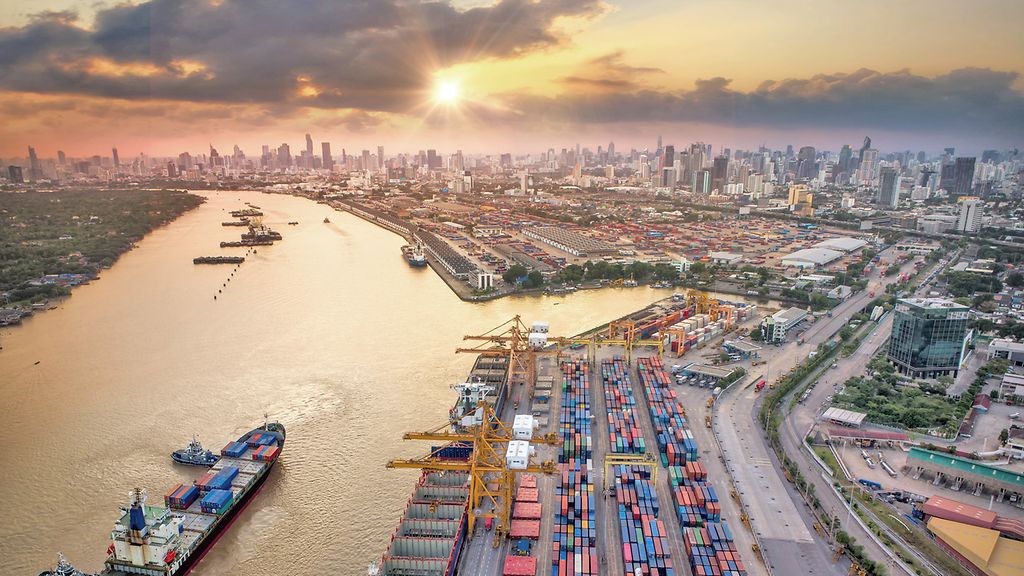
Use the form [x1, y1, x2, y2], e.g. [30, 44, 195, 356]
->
[99, 425, 285, 576]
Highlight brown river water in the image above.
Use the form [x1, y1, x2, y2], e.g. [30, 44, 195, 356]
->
[0, 190, 677, 575]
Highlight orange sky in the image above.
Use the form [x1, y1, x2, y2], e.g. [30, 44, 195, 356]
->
[2, 0, 1022, 158]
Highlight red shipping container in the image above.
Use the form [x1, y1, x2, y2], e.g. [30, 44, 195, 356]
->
[508, 520, 540, 539]
[502, 556, 536, 576]
[512, 502, 542, 519]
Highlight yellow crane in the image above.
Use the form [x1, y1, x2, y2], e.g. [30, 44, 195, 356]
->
[386, 402, 558, 546]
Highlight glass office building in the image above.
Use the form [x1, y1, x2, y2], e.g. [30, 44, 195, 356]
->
[888, 298, 970, 379]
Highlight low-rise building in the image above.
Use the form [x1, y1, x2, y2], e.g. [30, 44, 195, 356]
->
[1006, 429, 1024, 460]
[708, 251, 743, 266]
[999, 373, 1024, 405]
[780, 247, 844, 269]
[888, 298, 971, 379]
[760, 307, 808, 344]
[989, 339, 1024, 368]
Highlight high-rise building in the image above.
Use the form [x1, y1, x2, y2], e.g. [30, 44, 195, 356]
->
[692, 170, 711, 194]
[878, 167, 899, 208]
[426, 149, 440, 170]
[7, 165, 24, 183]
[57, 150, 66, 165]
[112, 147, 120, 172]
[321, 142, 333, 170]
[305, 133, 314, 157]
[956, 197, 982, 233]
[377, 146, 385, 169]
[797, 146, 817, 179]
[27, 146, 41, 181]
[887, 298, 970, 379]
[662, 145, 674, 168]
[953, 157, 976, 198]
[277, 143, 291, 167]
[166, 161, 178, 178]
[711, 155, 728, 191]
[857, 148, 878, 184]
[361, 150, 371, 171]
[837, 145, 852, 174]
[858, 136, 872, 161]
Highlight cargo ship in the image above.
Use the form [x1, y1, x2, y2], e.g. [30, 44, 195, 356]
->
[401, 244, 428, 268]
[240, 226, 282, 242]
[38, 421, 285, 576]
[370, 353, 509, 576]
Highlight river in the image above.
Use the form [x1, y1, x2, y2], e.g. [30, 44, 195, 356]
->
[0, 190, 684, 575]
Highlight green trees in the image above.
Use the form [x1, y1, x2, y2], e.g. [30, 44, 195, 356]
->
[502, 264, 528, 284]
[945, 272, 1002, 298]
[524, 271, 544, 289]
[1007, 272, 1024, 288]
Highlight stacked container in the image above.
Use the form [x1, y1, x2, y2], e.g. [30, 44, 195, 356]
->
[252, 445, 280, 462]
[636, 358, 696, 466]
[196, 466, 239, 492]
[601, 358, 646, 454]
[200, 488, 233, 514]
[551, 359, 598, 576]
[636, 356, 747, 576]
[612, 464, 676, 576]
[221, 441, 247, 458]
[164, 483, 200, 510]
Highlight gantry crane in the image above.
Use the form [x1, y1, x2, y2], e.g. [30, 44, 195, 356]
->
[603, 319, 664, 363]
[386, 402, 559, 546]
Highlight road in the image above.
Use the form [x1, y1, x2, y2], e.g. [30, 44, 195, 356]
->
[772, 253, 955, 576]
[711, 246, 934, 575]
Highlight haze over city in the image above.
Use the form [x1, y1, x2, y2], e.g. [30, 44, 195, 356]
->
[2, 0, 1023, 157]
[4, 3, 1024, 576]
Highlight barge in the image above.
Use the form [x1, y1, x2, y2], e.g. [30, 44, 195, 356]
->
[193, 256, 244, 265]
[39, 421, 285, 576]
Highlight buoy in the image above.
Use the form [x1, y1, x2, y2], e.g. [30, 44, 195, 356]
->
[219, 289, 222, 293]
[214, 295, 217, 300]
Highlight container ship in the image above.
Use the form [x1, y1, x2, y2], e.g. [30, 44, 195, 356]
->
[401, 244, 428, 268]
[370, 354, 509, 576]
[38, 421, 285, 576]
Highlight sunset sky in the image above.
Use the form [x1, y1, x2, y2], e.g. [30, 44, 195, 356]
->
[2, 0, 1023, 158]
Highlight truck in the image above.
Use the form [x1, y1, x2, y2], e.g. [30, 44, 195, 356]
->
[513, 539, 531, 556]
[858, 478, 883, 490]
[754, 379, 766, 392]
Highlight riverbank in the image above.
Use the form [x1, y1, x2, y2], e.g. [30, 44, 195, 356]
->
[0, 189, 205, 329]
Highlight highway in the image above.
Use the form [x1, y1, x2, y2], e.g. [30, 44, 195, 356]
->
[712, 246, 929, 575]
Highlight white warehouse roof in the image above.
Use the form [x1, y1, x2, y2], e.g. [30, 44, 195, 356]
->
[781, 248, 844, 267]
[822, 407, 866, 427]
[814, 237, 868, 252]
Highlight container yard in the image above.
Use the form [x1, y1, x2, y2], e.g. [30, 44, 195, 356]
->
[374, 302, 766, 576]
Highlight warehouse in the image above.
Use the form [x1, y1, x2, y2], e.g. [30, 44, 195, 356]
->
[708, 251, 743, 266]
[904, 447, 1024, 505]
[813, 237, 868, 253]
[780, 248, 844, 269]
[522, 227, 618, 257]
[820, 407, 866, 427]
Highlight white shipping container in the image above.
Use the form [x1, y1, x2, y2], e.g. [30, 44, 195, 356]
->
[506, 440, 529, 470]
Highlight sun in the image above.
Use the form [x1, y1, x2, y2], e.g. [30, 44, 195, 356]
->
[435, 80, 460, 105]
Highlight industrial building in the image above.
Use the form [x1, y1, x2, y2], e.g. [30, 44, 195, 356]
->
[812, 237, 868, 253]
[887, 298, 971, 379]
[926, 517, 1024, 576]
[904, 447, 1024, 506]
[820, 407, 866, 427]
[988, 339, 1024, 368]
[998, 373, 1024, 405]
[522, 227, 618, 257]
[760, 307, 808, 343]
[780, 247, 844, 269]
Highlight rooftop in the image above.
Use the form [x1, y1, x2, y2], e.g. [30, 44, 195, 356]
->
[908, 447, 1024, 488]
[780, 247, 844, 266]
[821, 407, 866, 426]
[774, 307, 809, 324]
[899, 297, 969, 310]
[927, 517, 1024, 576]
[813, 237, 868, 252]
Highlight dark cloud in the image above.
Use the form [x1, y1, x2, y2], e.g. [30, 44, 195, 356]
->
[496, 68, 1024, 140]
[557, 50, 663, 91]
[0, 0, 605, 111]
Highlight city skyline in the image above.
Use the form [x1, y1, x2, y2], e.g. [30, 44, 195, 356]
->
[1, 0, 1023, 156]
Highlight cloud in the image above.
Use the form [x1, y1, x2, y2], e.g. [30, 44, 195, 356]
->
[494, 67, 1024, 140]
[0, 0, 606, 111]
[557, 50, 664, 91]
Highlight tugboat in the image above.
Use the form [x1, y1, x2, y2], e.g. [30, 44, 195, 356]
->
[171, 435, 218, 466]
[38, 553, 90, 576]
[401, 244, 428, 267]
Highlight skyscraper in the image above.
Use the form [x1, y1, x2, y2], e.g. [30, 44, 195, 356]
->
[426, 149, 440, 170]
[692, 170, 711, 194]
[8, 165, 24, 183]
[858, 136, 872, 161]
[857, 149, 878, 184]
[112, 147, 120, 172]
[837, 145, 852, 174]
[952, 157, 976, 198]
[888, 298, 970, 379]
[305, 133, 314, 157]
[956, 197, 982, 233]
[662, 145, 674, 168]
[878, 167, 899, 208]
[277, 143, 291, 167]
[322, 142, 333, 170]
[361, 149, 371, 171]
[27, 146, 41, 181]
[377, 146, 385, 169]
[797, 146, 817, 179]
[57, 150, 66, 165]
[711, 155, 729, 192]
